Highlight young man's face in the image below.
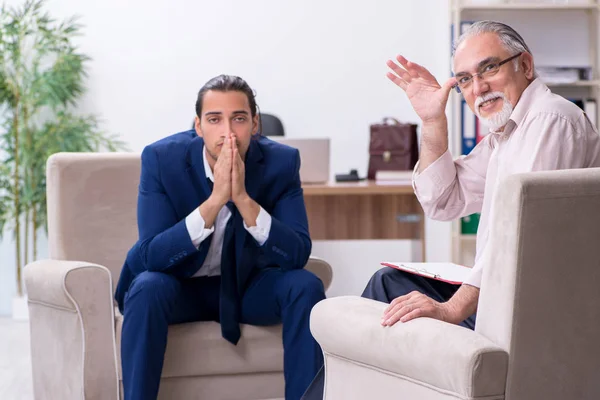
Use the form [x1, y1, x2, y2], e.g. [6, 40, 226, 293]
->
[453, 32, 534, 130]
[195, 90, 258, 161]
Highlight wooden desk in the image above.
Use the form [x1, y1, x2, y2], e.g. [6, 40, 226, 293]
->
[302, 181, 425, 260]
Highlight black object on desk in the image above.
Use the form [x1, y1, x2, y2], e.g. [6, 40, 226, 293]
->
[335, 169, 362, 182]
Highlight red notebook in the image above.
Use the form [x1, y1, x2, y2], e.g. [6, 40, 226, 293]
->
[380, 262, 471, 285]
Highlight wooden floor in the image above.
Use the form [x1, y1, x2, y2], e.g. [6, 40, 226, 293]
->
[0, 318, 34, 400]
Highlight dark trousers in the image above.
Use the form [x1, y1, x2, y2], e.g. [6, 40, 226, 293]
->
[121, 268, 325, 400]
[362, 267, 477, 329]
[301, 267, 476, 400]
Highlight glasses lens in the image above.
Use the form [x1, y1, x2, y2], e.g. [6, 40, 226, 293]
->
[482, 64, 500, 78]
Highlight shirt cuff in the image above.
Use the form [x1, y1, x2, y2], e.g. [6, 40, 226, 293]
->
[413, 150, 457, 202]
[462, 261, 482, 288]
[244, 207, 272, 246]
[185, 208, 215, 249]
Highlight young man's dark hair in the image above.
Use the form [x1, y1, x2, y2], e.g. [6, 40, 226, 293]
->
[195, 74, 258, 118]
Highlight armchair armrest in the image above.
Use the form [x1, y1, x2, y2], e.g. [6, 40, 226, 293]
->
[305, 256, 333, 291]
[24, 259, 119, 400]
[310, 296, 508, 399]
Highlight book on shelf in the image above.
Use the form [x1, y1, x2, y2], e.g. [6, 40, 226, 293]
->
[538, 66, 592, 84]
[461, 99, 493, 154]
[461, 100, 477, 155]
[565, 98, 597, 127]
[461, 213, 480, 235]
[453, 20, 489, 156]
[584, 99, 597, 128]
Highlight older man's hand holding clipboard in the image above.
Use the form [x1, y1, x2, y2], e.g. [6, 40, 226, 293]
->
[378, 262, 477, 327]
[380, 262, 471, 285]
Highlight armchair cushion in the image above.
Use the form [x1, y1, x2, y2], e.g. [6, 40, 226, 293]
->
[115, 311, 285, 378]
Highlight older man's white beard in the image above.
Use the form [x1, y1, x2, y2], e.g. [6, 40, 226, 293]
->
[474, 92, 513, 131]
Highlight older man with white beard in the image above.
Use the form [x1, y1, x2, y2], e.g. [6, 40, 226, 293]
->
[300, 20, 600, 399]
[361, 20, 600, 330]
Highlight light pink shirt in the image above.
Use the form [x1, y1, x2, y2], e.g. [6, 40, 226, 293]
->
[413, 78, 600, 288]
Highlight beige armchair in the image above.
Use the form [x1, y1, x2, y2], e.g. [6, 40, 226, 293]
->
[310, 168, 600, 400]
[24, 152, 333, 400]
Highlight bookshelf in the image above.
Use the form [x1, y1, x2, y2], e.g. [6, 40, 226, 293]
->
[450, 0, 600, 266]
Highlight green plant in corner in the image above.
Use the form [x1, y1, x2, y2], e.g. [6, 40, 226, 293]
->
[0, 0, 128, 298]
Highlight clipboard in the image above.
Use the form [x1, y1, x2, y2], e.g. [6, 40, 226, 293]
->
[380, 262, 471, 285]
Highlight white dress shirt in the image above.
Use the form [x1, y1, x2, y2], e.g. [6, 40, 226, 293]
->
[185, 149, 272, 277]
[412, 79, 600, 288]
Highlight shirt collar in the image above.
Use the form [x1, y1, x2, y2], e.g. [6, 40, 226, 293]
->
[202, 145, 214, 182]
[508, 78, 548, 127]
[490, 78, 549, 137]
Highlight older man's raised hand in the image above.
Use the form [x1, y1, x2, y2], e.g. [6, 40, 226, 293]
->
[386, 55, 456, 125]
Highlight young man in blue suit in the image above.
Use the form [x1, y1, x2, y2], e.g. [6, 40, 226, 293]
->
[115, 75, 325, 400]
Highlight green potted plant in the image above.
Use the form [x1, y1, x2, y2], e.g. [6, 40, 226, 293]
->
[0, 0, 127, 319]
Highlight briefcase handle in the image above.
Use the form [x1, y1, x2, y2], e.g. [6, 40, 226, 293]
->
[382, 117, 402, 125]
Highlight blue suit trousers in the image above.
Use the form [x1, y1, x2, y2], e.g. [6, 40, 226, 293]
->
[121, 268, 325, 400]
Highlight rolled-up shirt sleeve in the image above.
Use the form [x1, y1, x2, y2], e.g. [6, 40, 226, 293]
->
[413, 151, 458, 204]
[463, 251, 486, 288]
[412, 140, 491, 222]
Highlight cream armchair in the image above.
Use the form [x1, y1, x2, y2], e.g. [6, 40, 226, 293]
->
[310, 168, 600, 400]
[24, 152, 333, 400]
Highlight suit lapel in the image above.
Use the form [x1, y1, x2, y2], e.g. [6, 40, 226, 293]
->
[243, 139, 265, 203]
[185, 135, 212, 205]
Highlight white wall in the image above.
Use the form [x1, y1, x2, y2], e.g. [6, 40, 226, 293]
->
[1, 1, 593, 314]
[59, 0, 452, 160]
[0, 0, 454, 314]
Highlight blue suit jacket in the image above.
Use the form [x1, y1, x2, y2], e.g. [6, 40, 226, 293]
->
[115, 130, 312, 312]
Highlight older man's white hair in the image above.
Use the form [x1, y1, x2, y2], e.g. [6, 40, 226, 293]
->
[452, 20, 537, 78]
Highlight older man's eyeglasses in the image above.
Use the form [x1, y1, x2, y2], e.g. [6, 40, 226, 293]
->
[453, 52, 522, 93]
